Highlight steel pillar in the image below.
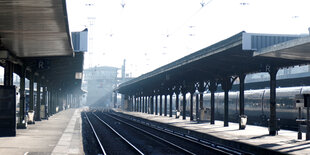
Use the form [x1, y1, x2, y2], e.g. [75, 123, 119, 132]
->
[142, 96, 144, 113]
[50, 90, 54, 115]
[4, 61, 13, 86]
[35, 81, 41, 121]
[307, 100, 310, 140]
[198, 81, 205, 110]
[113, 92, 117, 108]
[135, 96, 137, 112]
[221, 77, 234, 127]
[160, 95, 162, 115]
[188, 83, 196, 121]
[134, 96, 136, 111]
[130, 96, 133, 111]
[190, 93, 194, 121]
[60, 92, 64, 111]
[142, 96, 145, 113]
[137, 97, 139, 112]
[150, 96, 154, 114]
[182, 92, 186, 120]
[48, 89, 51, 115]
[196, 93, 199, 121]
[175, 92, 179, 118]
[169, 92, 173, 117]
[209, 80, 217, 124]
[145, 96, 148, 113]
[155, 95, 158, 115]
[175, 86, 180, 118]
[139, 96, 141, 112]
[164, 95, 167, 116]
[239, 74, 246, 129]
[17, 66, 26, 129]
[54, 91, 57, 114]
[54, 90, 57, 114]
[48, 91, 52, 116]
[269, 67, 278, 136]
[42, 86, 47, 119]
[29, 74, 34, 112]
[57, 92, 60, 112]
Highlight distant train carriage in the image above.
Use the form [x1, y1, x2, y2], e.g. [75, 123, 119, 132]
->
[176, 86, 310, 131]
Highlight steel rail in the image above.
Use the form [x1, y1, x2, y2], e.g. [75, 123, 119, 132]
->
[98, 112, 197, 155]
[84, 112, 107, 155]
[110, 112, 246, 155]
[91, 112, 144, 155]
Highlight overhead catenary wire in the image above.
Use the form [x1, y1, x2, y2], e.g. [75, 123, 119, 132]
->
[167, 0, 213, 38]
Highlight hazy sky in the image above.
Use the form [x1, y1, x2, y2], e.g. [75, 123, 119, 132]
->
[67, 0, 310, 77]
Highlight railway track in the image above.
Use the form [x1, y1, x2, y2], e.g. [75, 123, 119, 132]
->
[94, 111, 248, 155]
[83, 112, 143, 155]
[110, 112, 246, 154]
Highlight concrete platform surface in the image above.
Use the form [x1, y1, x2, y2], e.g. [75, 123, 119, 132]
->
[119, 110, 310, 155]
[0, 108, 84, 155]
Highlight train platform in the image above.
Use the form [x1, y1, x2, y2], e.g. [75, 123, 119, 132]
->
[0, 108, 84, 155]
[117, 110, 310, 154]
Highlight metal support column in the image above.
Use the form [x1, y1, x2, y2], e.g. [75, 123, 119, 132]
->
[164, 95, 167, 116]
[42, 86, 47, 119]
[221, 77, 234, 127]
[188, 83, 196, 121]
[53, 89, 57, 114]
[139, 96, 142, 112]
[144, 96, 147, 113]
[160, 95, 162, 115]
[135, 96, 137, 112]
[4, 61, 13, 86]
[307, 99, 310, 140]
[47, 89, 51, 116]
[175, 86, 180, 118]
[53, 91, 57, 114]
[169, 92, 173, 117]
[57, 91, 60, 112]
[209, 80, 217, 125]
[182, 91, 186, 120]
[49, 90, 53, 116]
[269, 67, 278, 136]
[131, 95, 134, 111]
[196, 93, 199, 121]
[137, 96, 139, 112]
[29, 74, 34, 118]
[175, 92, 179, 118]
[150, 96, 154, 114]
[113, 92, 117, 108]
[60, 92, 64, 111]
[17, 66, 26, 129]
[142, 96, 144, 113]
[190, 93, 194, 121]
[198, 81, 205, 110]
[134, 96, 136, 111]
[155, 95, 158, 115]
[145, 96, 148, 113]
[239, 74, 246, 129]
[35, 81, 41, 121]
[47, 88, 50, 116]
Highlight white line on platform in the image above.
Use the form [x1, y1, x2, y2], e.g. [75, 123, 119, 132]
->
[51, 109, 79, 155]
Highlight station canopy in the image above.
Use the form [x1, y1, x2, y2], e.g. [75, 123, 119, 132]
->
[117, 32, 310, 94]
[0, 0, 84, 93]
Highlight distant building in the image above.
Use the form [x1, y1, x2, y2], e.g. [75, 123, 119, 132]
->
[83, 66, 118, 107]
